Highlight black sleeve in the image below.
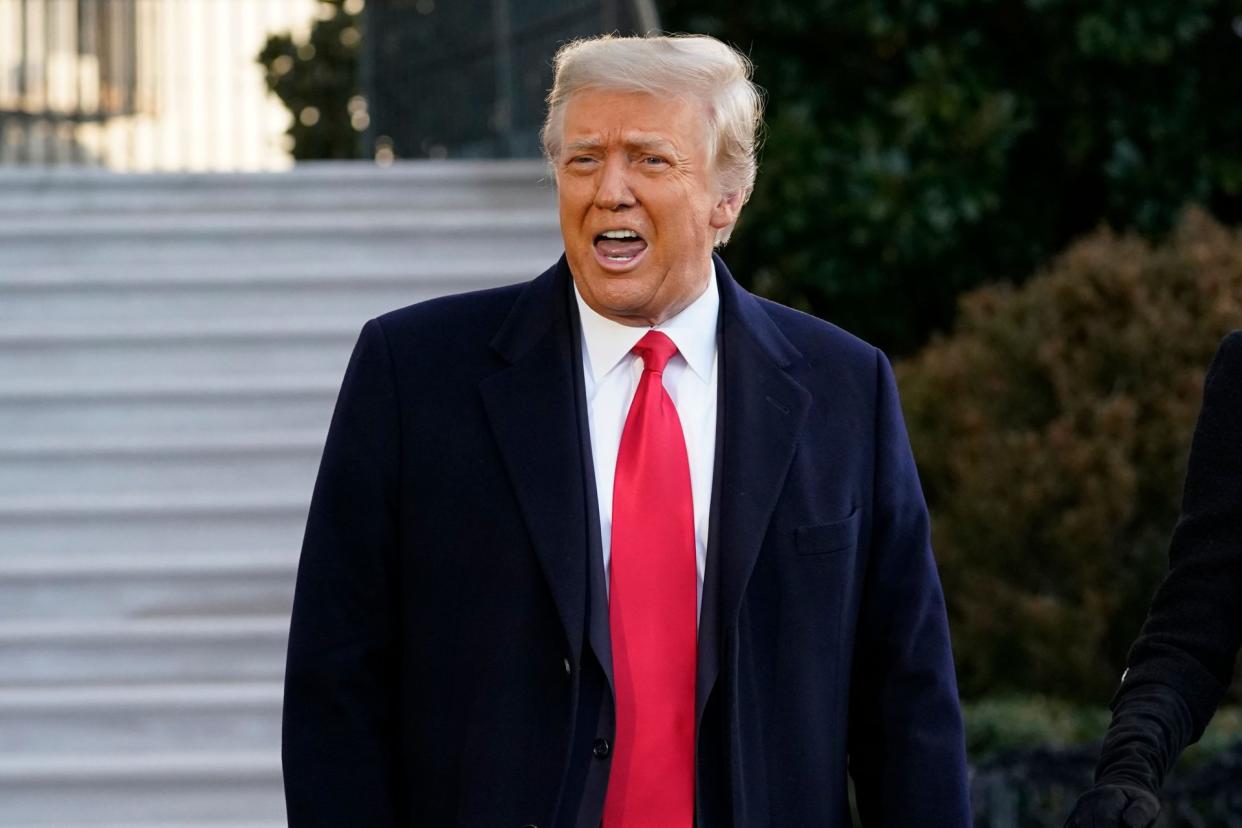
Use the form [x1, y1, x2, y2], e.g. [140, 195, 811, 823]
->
[1096, 331, 1242, 787]
[1093, 683, 1191, 792]
[282, 318, 403, 826]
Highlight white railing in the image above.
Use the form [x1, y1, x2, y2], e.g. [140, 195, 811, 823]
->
[0, 0, 322, 170]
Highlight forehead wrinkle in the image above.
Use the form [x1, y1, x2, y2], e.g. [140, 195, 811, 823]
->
[564, 136, 604, 154]
[563, 132, 682, 156]
[624, 134, 680, 155]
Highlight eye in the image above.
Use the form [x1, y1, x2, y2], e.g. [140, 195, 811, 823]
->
[642, 155, 668, 167]
[566, 155, 598, 171]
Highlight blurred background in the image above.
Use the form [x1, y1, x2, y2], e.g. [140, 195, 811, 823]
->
[1, 0, 1240, 824]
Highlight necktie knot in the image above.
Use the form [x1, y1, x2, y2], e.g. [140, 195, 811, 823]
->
[633, 329, 678, 375]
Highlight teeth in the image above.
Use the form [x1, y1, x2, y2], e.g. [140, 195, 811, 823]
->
[599, 230, 639, 239]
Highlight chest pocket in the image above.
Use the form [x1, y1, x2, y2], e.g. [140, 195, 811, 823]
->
[795, 509, 861, 556]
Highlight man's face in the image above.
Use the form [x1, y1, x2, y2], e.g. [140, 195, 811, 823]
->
[555, 89, 741, 327]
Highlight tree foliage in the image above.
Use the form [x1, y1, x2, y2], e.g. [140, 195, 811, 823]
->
[659, 0, 1242, 354]
[257, 0, 363, 160]
[896, 209, 1242, 700]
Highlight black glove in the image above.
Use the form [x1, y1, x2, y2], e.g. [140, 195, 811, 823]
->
[1064, 682, 1193, 828]
[1064, 783, 1160, 828]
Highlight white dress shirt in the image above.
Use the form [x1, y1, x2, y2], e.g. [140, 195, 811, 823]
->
[573, 263, 719, 623]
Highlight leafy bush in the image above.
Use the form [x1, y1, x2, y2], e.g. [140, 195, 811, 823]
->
[969, 740, 1242, 828]
[965, 696, 1110, 761]
[896, 208, 1242, 701]
[257, 0, 362, 160]
[963, 698, 1242, 827]
[659, 0, 1242, 354]
[965, 697, 1242, 765]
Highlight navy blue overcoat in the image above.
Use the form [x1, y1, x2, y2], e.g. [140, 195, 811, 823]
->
[282, 254, 971, 826]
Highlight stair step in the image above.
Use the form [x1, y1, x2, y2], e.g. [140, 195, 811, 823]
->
[0, 317, 363, 340]
[0, 284, 439, 326]
[0, 750, 284, 824]
[0, 428, 325, 499]
[0, 319, 359, 382]
[0, 429, 326, 455]
[0, 747, 281, 779]
[17, 823, 284, 828]
[0, 210, 562, 267]
[0, 206, 558, 236]
[0, 158, 551, 214]
[0, 389, 337, 442]
[0, 371, 342, 400]
[0, 617, 289, 686]
[0, 260, 535, 324]
[0, 254, 543, 287]
[0, 259, 538, 324]
[26, 823, 285, 828]
[0, 682, 282, 755]
[0, 549, 295, 576]
[0, 550, 296, 621]
[0, 491, 309, 519]
[0, 492, 309, 558]
[0, 332, 357, 384]
[4, 237, 561, 271]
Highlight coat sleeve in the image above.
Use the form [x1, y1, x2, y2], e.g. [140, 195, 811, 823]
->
[847, 348, 971, 827]
[282, 317, 403, 826]
[1113, 330, 1242, 738]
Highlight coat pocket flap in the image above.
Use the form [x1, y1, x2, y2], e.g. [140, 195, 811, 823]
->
[795, 509, 861, 556]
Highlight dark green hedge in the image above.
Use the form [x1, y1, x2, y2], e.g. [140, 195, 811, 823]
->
[257, 0, 362, 161]
[965, 697, 1242, 764]
[963, 698, 1242, 826]
[897, 210, 1242, 700]
[969, 740, 1242, 827]
[659, 0, 1242, 354]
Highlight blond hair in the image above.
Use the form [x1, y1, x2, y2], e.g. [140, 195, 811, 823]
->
[541, 34, 763, 245]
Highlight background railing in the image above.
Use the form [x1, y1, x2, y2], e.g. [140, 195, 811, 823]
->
[0, 0, 320, 170]
[363, 0, 659, 159]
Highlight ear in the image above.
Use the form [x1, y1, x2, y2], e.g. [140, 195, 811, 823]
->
[709, 189, 743, 230]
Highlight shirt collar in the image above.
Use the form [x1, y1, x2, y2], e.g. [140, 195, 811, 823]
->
[573, 260, 719, 384]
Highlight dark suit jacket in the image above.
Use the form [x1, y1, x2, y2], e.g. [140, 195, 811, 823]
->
[282, 254, 970, 827]
[1113, 330, 1242, 735]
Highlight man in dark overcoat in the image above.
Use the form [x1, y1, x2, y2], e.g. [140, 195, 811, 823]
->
[283, 33, 971, 827]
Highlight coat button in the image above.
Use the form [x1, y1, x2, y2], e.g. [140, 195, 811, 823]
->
[563, 657, 571, 676]
[593, 737, 611, 759]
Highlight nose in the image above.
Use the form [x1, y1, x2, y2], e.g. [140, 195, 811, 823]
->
[593, 154, 635, 211]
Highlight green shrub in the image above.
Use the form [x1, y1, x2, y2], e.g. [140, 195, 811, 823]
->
[965, 696, 1110, 761]
[897, 208, 1242, 701]
[257, 0, 362, 160]
[1184, 706, 1242, 766]
[659, 0, 1242, 354]
[963, 696, 1242, 764]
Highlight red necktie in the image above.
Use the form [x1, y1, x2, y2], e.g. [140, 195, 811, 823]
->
[603, 330, 696, 827]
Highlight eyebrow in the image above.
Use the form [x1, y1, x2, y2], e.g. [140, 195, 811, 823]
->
[563, 134, 680, 156]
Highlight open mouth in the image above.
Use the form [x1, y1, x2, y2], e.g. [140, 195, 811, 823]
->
[593, 229, 648, 269]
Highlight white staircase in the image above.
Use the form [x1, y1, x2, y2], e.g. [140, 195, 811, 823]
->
[0, 161, 563, 826]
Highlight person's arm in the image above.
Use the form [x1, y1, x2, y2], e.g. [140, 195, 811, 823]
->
[1066, 331, 1242, 828]
[282, 318, 403, 826]
[847, 349, 971, 827]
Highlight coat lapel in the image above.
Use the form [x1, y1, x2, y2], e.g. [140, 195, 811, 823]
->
[479, 257, 589, 665]
[697, 254, 811, 723]
[477, 253, 809, 720]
